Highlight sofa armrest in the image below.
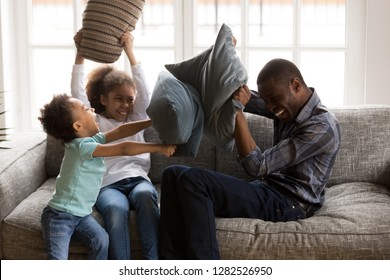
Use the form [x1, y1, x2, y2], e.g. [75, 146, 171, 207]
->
[0, 132, 47, 258]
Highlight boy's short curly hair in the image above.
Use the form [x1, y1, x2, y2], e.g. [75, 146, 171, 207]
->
[38, 93, 77, 143]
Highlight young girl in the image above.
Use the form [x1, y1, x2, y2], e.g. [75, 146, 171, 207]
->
[72, 31, 161, 259]
[39, 94, 175, 260]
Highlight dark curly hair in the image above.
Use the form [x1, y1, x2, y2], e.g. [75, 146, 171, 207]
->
[38, 93, 77, 143]
[86, 65, 136, 114]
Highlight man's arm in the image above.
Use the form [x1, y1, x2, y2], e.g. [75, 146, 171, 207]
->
[233, 85, 257, 157]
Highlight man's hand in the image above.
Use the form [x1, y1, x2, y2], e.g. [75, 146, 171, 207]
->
[233, 84, 251, 107]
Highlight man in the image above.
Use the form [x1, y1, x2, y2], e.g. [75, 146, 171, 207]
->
[159, 58, 341, 259]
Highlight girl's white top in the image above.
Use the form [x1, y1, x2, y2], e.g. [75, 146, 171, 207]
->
[71, 63, 152, 188]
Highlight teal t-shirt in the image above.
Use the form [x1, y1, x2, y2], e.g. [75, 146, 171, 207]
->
[48, 132, 106, 217]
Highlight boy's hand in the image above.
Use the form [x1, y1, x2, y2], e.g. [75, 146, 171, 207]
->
[160, 144, 177, 157]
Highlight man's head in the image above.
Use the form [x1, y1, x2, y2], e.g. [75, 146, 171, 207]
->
[257, 58, 312, 122]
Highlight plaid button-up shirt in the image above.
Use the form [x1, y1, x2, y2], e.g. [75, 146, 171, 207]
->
[240, 90, 341, 205]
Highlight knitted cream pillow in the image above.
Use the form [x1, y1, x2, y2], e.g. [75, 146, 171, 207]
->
[79, 0, 145, 63]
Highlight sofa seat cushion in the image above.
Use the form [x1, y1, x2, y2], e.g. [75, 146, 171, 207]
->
[2, 178, 141, 260]
[216, 182, 390, 259]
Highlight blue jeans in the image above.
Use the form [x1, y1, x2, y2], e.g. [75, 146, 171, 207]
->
[41, 206, 109, 260]
[159, 165, 305, 260]
[95, 176, 159, 260]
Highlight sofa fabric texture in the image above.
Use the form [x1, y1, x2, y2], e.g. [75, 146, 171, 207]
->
[1, 106, 389, 259]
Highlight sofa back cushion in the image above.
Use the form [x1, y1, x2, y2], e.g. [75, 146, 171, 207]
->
[144, 127, 217, 184]
[45, 107, 390, 189]
[327, 106, 390, 188]
[45, 135, 65, 178]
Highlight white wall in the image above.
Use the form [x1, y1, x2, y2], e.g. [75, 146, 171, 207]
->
[0, 0, 7, 131]
[0, 0, 15, 133]
[365, 0, 390, 105]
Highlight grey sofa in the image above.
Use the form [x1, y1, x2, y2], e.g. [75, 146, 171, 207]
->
[1, 106, 389, 259]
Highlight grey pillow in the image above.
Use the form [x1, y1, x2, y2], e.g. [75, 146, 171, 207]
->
[79, 0, 145, 63]
[165, 24, 248, 150]
[146, 71, 204, 157]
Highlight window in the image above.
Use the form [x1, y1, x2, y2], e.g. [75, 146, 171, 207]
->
[194, 0, 347, 106]
[5, 0, 365, 131]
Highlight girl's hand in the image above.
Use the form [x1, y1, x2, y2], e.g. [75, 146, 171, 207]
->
[73, 30, 84, 64]
[73, 30, 83, 50]
[120, 30, 137, 65]
[121, 31, 134, 56]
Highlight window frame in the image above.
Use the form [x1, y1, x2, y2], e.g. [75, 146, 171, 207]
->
[4, 0, 367, 132]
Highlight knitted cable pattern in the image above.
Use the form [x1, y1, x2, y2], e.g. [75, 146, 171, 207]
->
[80, 0, 145, 63]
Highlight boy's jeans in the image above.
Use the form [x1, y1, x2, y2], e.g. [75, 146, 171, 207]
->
[41, 206, 109, 260]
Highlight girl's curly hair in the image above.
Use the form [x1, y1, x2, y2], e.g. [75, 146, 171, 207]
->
[38, 93, 77, 143]
[86, 65, 136, 114]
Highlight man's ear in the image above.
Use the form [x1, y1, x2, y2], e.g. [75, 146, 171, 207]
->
[291, 78, 301, 93]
